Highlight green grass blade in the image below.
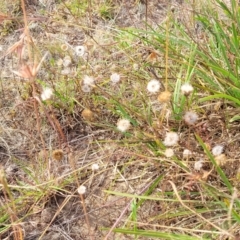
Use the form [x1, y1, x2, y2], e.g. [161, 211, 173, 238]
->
[109, 228, 209, 240]
[195, 134, 233, 193]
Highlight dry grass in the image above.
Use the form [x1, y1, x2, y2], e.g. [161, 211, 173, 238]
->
[0, 0, 240, 239]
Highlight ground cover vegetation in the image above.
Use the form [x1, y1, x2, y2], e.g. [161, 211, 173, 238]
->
[0, 0, 240, 239]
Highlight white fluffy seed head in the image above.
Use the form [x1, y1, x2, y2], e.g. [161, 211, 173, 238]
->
[83, 75, 95, 86]
[61, 67, 71, 75]
[147, 79, 161, 93]
[110, 73, 121, 84]
[133, 63, 139, 70]
[181, 83, 194, 96]
[56, 58, 63, 67]
[212, 145, 224, 156]
[77, 185, 86, 194]
[194, 160, 203, 171]
[184, 111, 199, 125]
[41, 88, 53, 101]
[81, 84, 92, 93]
[117, 119, 131, 132]
[91, 163, 99, 171]
[165, 148, 174, 157]
[163, 132, 179, 146]
[62, 55, 72, 67]
[75, 45, 85, 57]
[183, 149, 192, 158]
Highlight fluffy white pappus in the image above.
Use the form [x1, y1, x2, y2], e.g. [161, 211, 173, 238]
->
[56, 58, 63, 67]
[41, 88, 53, 101]
[91, 163, 99, 171]
[110, 73, 121, 83]
[212, 145, 224, 156]
[181, 83, 194, 96]
[183, 149, 192, 158]
[194, 160, 203, 171]
[61, 67, 71, 75]
[83, 75, 95, 86]
[117, 119, 131, 132]
[81, 84, 92, 93]
[133, 63, 139, 70]
[147, 79, 161, 93]
[62, 55, 72, 67]
[75, 45, 85, 57]
[184, 111, 199, 125]
[165, 148, 174, 157]
[77, 185, 86, 194]
[163, 132, 179, 146]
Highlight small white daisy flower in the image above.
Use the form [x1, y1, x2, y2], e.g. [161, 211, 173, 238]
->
[83, 75, 95, 86]
[181, 83, 194, 96]
[117, 119, 131, 132]
[41, 88, 53, 101]
[163, 132, 179, 146]
[147, 79, 161, 93]
[184, 111, 199, 125]
[165, 148, 174, 157]
[75, 45, 85, 57]
[110, 73, 121, 84]
[77, 185, 86, 195]
[81, 84, 92, 93]
[91, 163, 99, 171]
[62, 55, 72, 67]
[194, 160, 203, 171]
[183, 149, 192, 158]
[212, 145, 224, 156]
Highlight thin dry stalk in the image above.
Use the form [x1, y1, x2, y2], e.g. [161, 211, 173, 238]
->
[0, 168, 23, 240]
[103, 179, 155, 240]
[79, 193, 94, 240]
[169, 180, 233, 237]
[18, 0, 67, 154]
[19, 0, 47, 164]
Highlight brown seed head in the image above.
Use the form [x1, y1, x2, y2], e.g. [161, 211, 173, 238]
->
[158, 91, 172, 103]
[52, 149, 64, 161]
[81, 108, 94, 121]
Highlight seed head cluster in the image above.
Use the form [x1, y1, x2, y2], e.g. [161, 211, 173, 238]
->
[82, 75, 95, 92]
[147, 79, 161, 93]
[184, 111, 198, 125]
[75, 45, 85, 57]
[165, 148, 174, 157]
[110, 73, 121, 84]
[77, 185, 86, 195]
[117, 119, 131, 132]
[183, 149, 192, 158]
[91, 163, 99, 171]
[212, 145, 224, 156]
[163, 132, 179, 146]
[41, 88, 53, 101]
[194, 160, 203, 171]
[158, 91, 172, 103]
[181, 83, 194, 96]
